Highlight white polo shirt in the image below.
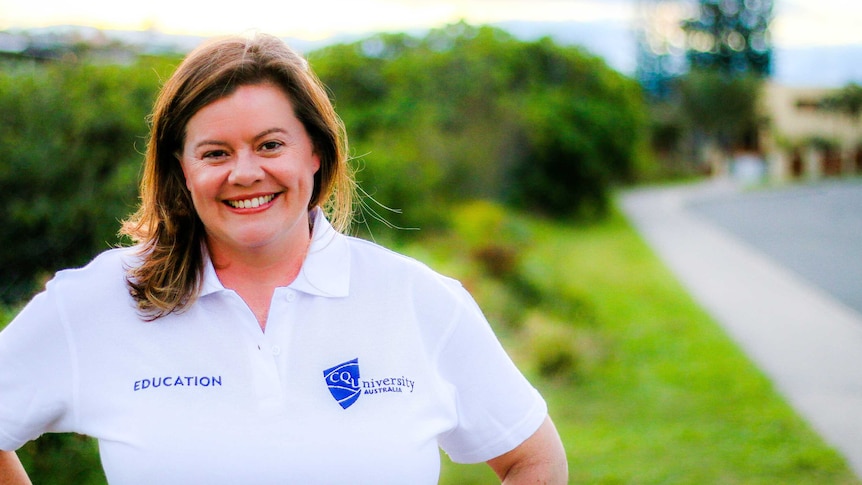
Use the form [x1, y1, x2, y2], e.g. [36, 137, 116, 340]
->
[0, 209, 547, 484]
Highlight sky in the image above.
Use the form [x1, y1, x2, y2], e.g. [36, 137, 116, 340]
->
[2, 0, 860, 46]
[0, 1, 633, 40]
[2, 0, 861, 85]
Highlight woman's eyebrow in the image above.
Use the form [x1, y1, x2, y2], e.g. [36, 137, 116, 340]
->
[193, 139, 229, 150]
[192, 128, 288, 150]
[253, 127, 289, 140]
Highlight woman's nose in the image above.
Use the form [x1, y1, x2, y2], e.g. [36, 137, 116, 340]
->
[228, 150, 265, 186]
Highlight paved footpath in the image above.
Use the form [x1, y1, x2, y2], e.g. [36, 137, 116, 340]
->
[620, 180, 862, 478]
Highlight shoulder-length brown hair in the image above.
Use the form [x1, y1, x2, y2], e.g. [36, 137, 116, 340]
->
[121, 33, 354, 319]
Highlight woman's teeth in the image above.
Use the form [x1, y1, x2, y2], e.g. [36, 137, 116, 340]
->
[227, 194, 275, 209]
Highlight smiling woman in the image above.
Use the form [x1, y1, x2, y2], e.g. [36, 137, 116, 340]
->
[0, 32, 567, 483]
[120, 33, 353, 323]
[179, 84, 322, 326]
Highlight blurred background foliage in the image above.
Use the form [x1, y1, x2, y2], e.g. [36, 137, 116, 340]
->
[0, 22, 654, 302]
[311, 23, 653, 232]
[0, 55, 177, 301]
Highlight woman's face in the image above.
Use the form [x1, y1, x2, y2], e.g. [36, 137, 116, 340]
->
[179, 83, 320, 258]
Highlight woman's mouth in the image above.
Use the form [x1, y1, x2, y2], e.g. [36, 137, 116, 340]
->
[225, 194, 277, 209]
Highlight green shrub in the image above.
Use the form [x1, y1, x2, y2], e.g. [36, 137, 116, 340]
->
[17, 434, 105, 485]
[311, 23, 654, 232]
[0, 58, 170, 302]
[449, 200, 531, 279]
[521, 310, 606, 382]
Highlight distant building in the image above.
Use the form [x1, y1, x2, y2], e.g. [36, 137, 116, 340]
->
[760, 82, 862, 182]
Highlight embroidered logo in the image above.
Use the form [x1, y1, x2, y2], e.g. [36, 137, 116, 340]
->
[323, 358, 417, 410]
[323, 358, 362, 409]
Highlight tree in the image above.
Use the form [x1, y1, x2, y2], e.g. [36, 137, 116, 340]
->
[0, 58, 167, 301]
[679, 69, 763, 153]
[819, 83, 862, 123]
[683, 0, 773, 76]
[645, 0, 775, 171]
[507, 40, 649, 217]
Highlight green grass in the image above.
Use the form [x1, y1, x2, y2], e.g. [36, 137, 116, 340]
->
[429, 203, 860, 484]
[2, 202, 859, 484]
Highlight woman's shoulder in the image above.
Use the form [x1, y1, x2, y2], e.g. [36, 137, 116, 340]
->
[345, 235, 443, 273]
[13, 247, 141, 322]
[47, 246, 139, 292]
[342, 235, 467, 295]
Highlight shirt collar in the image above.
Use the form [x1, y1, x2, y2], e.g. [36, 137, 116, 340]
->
[291, 207, 351, 297]
[199, 207, 351, 298]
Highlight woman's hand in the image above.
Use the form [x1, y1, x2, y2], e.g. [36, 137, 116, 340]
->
[0, 450, 31, 485]
[486, 416, 568, 484]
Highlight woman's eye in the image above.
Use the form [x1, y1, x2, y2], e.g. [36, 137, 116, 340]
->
[260, 141, 283, 151]
[202, 150, 228, 159]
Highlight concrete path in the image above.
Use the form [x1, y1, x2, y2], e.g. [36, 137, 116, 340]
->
[620, 180, 862, 478]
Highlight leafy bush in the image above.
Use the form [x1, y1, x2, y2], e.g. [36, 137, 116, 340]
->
[311, 23, 653, 233]
[450, 200, 530, 278]
[0, 57, 172, 301]
[521, 310, 607, 382]
[17, 433, 105, 485]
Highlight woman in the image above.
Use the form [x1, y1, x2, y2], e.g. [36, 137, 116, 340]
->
[0, 33, 567, 483]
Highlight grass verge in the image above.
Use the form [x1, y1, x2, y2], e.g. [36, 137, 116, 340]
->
[430, 203, 860, 484]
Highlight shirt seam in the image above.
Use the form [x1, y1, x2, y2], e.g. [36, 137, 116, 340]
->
[51, 286, 82, 433]
[450, 396, 546, 464]
[0, 423, 24, 450]
[431, 291, 466, 447]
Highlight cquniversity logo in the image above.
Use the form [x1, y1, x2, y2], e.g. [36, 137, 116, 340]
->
[323, 358, 361, 409]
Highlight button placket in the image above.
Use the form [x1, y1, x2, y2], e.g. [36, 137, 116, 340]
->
[271, 290, 296, 356]
[247, 333, 282, 404]
[263, 287, 301, 393]
[216, 291, 284, 406]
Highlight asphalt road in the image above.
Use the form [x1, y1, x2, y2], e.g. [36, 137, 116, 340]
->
[686, 179, 862, 316]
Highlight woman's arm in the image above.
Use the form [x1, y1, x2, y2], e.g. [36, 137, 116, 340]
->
[0, 451, 31, 485]
[486, 416, 568, 484]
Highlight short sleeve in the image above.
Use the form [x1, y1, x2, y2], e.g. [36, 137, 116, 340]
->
[0, 287, 76, 450]
[435, 285, 547, 464]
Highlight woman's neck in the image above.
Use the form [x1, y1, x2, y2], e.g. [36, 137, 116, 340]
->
[208, 223, 313, 331]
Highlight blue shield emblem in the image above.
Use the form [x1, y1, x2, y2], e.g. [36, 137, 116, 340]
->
[323, 358, 361, 409]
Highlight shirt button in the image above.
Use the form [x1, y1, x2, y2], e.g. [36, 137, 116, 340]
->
[285, 291, 296, 303]
[271, 345, 281, 355]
